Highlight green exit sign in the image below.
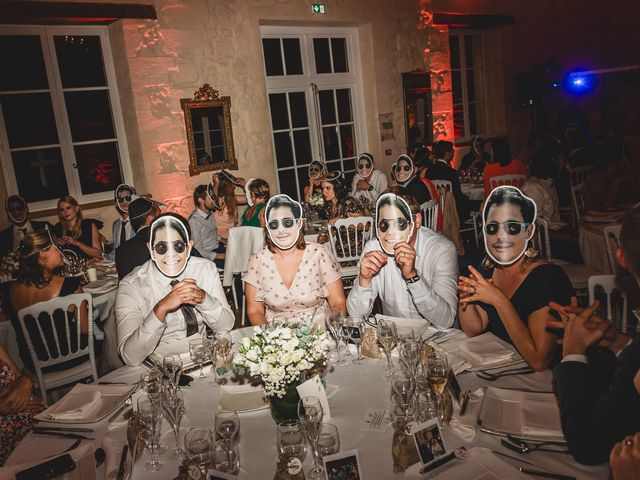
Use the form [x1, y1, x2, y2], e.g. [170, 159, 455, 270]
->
[312, 4, 326, 14]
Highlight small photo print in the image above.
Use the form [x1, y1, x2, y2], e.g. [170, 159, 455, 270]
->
[323, 449, 362, 480]
[411, 419, 447, 465]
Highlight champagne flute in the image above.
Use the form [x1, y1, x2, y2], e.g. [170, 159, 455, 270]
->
[204, 331, 218, 383]
[391, 368, 415, 406]
[297, 396, 324, 480]
[215, 330, 233, 376]
[162, 386, 185, 459]
[427, 351, 449, 424]
[163, 355, 182, 387]
[399, 339, 420, 376]
[344, 317, 367, 365]
[141, 369, 162, 402]
[211, 439, 240, 474]
[215, 410, 240, 444]
[189, 338, 207, 380]
[376, 319, 397, 377]
[184, 427, 214, 475]
[137, 396, 165, 472]
[316, 423, 340, 456]
[325, 310, 347, 366]
[277, 420, 307, 462]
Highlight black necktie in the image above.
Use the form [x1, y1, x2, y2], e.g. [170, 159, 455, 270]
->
[169, 280, 199, 337]
[19, 228, 27, 235]
[120, 221, 128, 246]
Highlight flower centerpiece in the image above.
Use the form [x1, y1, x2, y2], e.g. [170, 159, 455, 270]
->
[233, 323, 329, 423]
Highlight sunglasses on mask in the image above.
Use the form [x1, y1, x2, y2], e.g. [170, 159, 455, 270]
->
[117, 195, 132, 203]
[357, 163, 371, 170]
[153, 240, 187, 255]
[309, 167, 321, 174]
[267, 218, 297, 230]
[378, 218, 411, 232]
[395, 165, 411, 172]
[484, 221, 530, 236]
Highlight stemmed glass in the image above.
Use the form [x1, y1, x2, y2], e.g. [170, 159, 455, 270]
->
[163, 355, 182, 387]
[137, 396, 165, 472]
[427, 351, 449, 424]
[211, 439, 240, 474]
[343, 317, 367, 365]
[215, 330, 233, 376]
[399, 339, 420, 376]
[189, 338, 207, 380]
[316, 423, 340, 457]
[215, 410, 240, 444]
[141, 369, 162, 402]
[184, 427, 214, 476]
[277, 420, 307, 462]
[297, 396, 324, 480]
[204, 331, 218, 383]
[325, 310, 347, 366]
[162, 386, 185, 459]
[376, 319, 397, 377]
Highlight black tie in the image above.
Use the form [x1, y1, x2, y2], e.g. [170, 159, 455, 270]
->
[120, 221, 127, 246]
[169, 280, 199, 337]
[19, 228, 27, 235]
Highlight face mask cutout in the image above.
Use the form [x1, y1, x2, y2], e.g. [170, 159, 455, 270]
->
[394, 155, 414, 184]
[356, 153, 373, 178]
[482, 186, 537, 266]
[472, 137, 484, 156]
[220, 169, 243, 186]
[308, 161, 326, 180]
[375, 193, 414, 256]
[265, 194, 303, 250]
[244, 178, 256, 207]
[149, 216, 192, 278]
[114, 184, 135, 213]
[5, 196, 28, 225]
[206, 183, 222, 211]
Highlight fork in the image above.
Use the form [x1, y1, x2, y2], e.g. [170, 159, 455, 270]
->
[501, 439, 569, 454]
[476, 367, 535, 381]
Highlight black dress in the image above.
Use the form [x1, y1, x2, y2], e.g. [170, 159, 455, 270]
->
[477, 263, 574, 367]
[54, 218, 96, 259]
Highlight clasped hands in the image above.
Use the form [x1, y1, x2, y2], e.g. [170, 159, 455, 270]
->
[458, 265, 507, 310]
[358, 242, 417, 287]
[154, 278, 206, 322]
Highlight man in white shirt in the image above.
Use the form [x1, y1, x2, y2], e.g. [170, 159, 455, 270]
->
[111, 184, 136, 252]
[188, 184, 223, 268]
[346, 188, 458, 328]
[116, 213, 234, 366]
[0, 195, 50, 256]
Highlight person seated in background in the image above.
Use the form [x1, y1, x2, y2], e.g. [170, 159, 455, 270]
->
[188, 185, 224, 269]
[0, 196, 50, 257]
[116, 214, 234, 366]
[0, 343, 46, 466]
[111, 184, 136, 253]
[392, 154, 432, 205]
[427, 141, 469, 221]
[212, 175, 242, 244]
[350, 153, 388, 204]
[319, 172, 364, 224]
[482, 138, 528, 198]
[54, 195, 102, 259]
[521, 142, 567, 230]
[458, 186, 573, 371]
[565, 123, 598, 169]
[240, 178, 270, 228]
[414, 146, 435, 178]
[547, 205, 640, 465]
[347, 188, 457, 328]
[303, 160, 327, 206]
[115, 197, 161, 280]
[460, 136, 490, 176]
[244, 194, 345, 327]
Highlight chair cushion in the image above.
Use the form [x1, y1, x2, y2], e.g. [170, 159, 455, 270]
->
[43, 360, 95, 390]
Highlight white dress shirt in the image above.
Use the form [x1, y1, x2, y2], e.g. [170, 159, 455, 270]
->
[111, 217, 135, 249]
[116, 256, 234, 366]
[188, 208, 219, 262]
[346, 227, 458, 328]
[350, 169, 389, 204]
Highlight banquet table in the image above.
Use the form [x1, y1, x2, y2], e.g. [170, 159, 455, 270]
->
[461, 183, 484, 202]
[578, 220, 617, 275]
[5, 328, 610, 480]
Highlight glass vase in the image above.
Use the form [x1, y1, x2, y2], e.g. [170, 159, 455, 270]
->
[269, 383, 301, 424]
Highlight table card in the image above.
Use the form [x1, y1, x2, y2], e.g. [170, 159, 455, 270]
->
[296, 375, 331, 419]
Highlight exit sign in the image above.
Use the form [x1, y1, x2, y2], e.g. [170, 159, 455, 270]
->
[312, 4, 326, 14]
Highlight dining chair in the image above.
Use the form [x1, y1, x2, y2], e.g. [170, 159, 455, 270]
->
[588, 274, 630, 334]
[431, 179, 452, 216]
[17, 293, 98, 402]
[489, 174, 526, 190]
[602, 224, 622, 274]
[567, 165, 593, 227]
[419, 199, 439, 231]
[328, 216, 374, 287]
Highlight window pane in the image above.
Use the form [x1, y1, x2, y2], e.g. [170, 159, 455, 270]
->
[449, 35, 460, 70]
[54, 35, 106, 88]
[0, 93, 59, 148]
[282, 38, 303, 75]
[269, 93, 289, 130]
[343, 158, 356, 172]
[288, 92, 308, 128]
[318, 89, 336, 125]
[273, 132, 294, 168]
[12, 147, 68, 202]
[323, 126, 340, 161]
[468, 102, 486, 136]
[453, 105, 465, 138]
[296, 165, 309, 201]
[262, 38, 284, 76]
[336, 89, 353, 123]
[467, 68, 485, 104]
[278, 169, 298, 199]
[339, 124, 355, 158]
[313, 38, 331, 74]
[0, 36, 48, 91]
[331, 38, 348, 73]
[64, 90, 115, 142]
[74, 141, 123, 194]
[293, 129, 312, 164]
[451, 70, 463, 105]
[344, 170, 355, 189]
[464, 35, 482, 70]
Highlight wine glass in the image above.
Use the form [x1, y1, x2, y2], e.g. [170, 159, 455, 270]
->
[344, 317, 367, 365]
[211, 439, 240, 474]
[316, 423, 340, 457]
[399, 339, 420, 376]
[137, 396, 165, 472]
[215, 410, 240, 444]
[184, 427, 214, 475]
[141, 369, 162, 402]
[215, 330, 233, 376]
[277, 420, 307, 462]
[376, 319, 397, 377]
[162, 386, 185, 459]
[189, 338, 207, 380]
[204, 331, 218, 383]
[391, 368, 415, 406]
[297, 396, 324, 480]
[325, 309, 347, 366]
[415, 390, 438, 423]
[163, 355, 182, 387]
[427, 351, 449, 424]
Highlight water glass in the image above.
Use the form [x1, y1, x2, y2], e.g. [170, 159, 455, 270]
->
[215, 410, 240, 444]
[343, 317, 367, 365]
[189, 339, 207, 380]
[141, 369, 162, 401]
[399, 339, 420, 375]
[163, 355, 182, 386]
[316, 423, 340, 457]
[137, 396, 164, 472]
[184, 427, 214, 474]
[162, 386, 185, 459]
[215, 330, 233, 376]
[211, 439, 240, 474]
[277, 420, 307, 461]
[391, 368, 415, 406]
[415, 391, 438, 422]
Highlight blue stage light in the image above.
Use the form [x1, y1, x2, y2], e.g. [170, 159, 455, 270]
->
[565, 72, 597, 94]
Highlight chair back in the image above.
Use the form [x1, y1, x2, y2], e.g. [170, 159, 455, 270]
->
[534, 217, 552, 260]
[588, 274, 630, 334]
[328, 216, 374, 263]
[223, 226, 265, 287]
[489, 174, 526, 190]
[570, 181, 586, 225]
[18, 293, 97, 400]
[420, 199, 439, 231]
[432, 179, 452, 193]
[603, 224, 622, 274]
[568, 165, 593, 187]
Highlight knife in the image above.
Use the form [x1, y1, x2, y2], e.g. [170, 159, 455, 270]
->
[492, 449, 537, 467]
[33, 426, 94, 433]
[33, 432, 94, 440]
[519, 468, 576, 480]
[116, 445, 128, 480]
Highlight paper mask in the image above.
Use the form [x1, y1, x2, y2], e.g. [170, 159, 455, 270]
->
[394, 155, 414, 184]
[308, 160, 327, 180]
[114, 184, 136, 213]
[206, 183, 222, 211]
[265, 194, 303, 250]
[244, 178, 256, 207]
[482, 186, 537, 266]
[5, 196, 27, 224]
[356, 153, 374, 178]
[323, 171, 342, 182]
[149, 216, 192, 278]
[220, 169, 243, 186]
[375, 193, 414, 256]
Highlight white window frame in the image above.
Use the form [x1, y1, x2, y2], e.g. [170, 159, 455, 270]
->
[260, 25, 368, 198]
[0, 25, 132, 212]
[449, 30, 488, 143]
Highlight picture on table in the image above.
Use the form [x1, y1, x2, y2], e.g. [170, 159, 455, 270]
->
[323, 449, 362, 480]
[412, 419, 447, 465]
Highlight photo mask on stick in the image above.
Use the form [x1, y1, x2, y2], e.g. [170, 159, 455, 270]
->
[482, 186, 537, 266]
[244, 178, 256, 207]
[265, 194, 303, 250]
[5, 196, 28, 225]
[220, 169, 243, 186]
[308, 160, 327, 180]
[149, 216, 192, 278]
[375, 193, 414, 256]
[356, 153, 374, 178]
[394, 155, 414, 184]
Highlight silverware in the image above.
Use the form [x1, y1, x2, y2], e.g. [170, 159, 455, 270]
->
[108, 402, 131, 423]
[519, 468, 576, 480]
[33, 432, 94, 440]
[492, 449, 537, 467]
[476, 368, 535, 381]
[459, 390, 471, 416]
[501, 439, 569, 455]
[116, 445, 128, 480]
[507, 434, 568, 448]
[33, 426, 93, 433]
[61, 439, 82, 454]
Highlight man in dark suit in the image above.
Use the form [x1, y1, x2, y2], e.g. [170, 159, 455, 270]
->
[0, 195, 50, 256]
[426, 141, 469, 221]
[115, 197, 160, 280]
[549, 205, 640, 465]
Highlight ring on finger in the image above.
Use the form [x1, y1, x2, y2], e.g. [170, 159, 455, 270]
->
[624, 438, 633, 446]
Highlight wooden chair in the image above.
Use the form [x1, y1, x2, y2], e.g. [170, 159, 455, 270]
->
[420, 199, 439, 231]
[588, 274, 632, 334]
[489, 174, 526, 190]
[328, 216, 374, 285]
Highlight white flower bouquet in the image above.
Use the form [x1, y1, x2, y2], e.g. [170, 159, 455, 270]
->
[233, 324, 329, 398]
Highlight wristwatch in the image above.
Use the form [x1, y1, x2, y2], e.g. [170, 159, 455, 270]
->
[405, 274, 420, 284]
[367, 185, 374, 191]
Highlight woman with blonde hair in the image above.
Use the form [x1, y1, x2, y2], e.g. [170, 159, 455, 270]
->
[240, 179, 270, 228]
[55, 195, 102, 259]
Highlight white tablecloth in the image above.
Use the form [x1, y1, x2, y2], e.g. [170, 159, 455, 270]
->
[7, 327, 610, 480]
[461, 183, 484, 201]
[579, 222, 613, 274]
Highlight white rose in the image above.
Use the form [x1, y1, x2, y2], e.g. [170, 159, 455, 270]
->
[245, 349, 259, 362]
[280, 328, 292, 340]
[280, 352, 293, 366]
[271, 366, 286, 382]
[241, 337, 252, 349]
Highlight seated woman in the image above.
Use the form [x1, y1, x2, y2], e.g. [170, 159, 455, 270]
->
[350, 153, 388, 205]
[0, 343, 46, 466]
[55, 195, 102, 259]
[392, 155, 432, 205]
[8, 231, 89, 374]
[240, 179, 270, 228]
[482, 138, 528, 198]
[303, 160, 326, 206]
[458, 186, 574, 371]
[244, 194, 346, 328]
[319, 172, 364, 224]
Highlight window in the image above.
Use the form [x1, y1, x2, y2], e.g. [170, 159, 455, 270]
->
[0, 26, 131, 211]
[449, 32, 487, 140]
[261, 27, 365, 201]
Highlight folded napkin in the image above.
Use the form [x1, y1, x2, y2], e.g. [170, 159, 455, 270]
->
[458, 334, 515, 366]
[445, 352, 472, 375]
[449, 388, 484, 442]
[218, 384, 267, 411]
[520, 394, 565, 439]
[45, 390, 102, 420]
